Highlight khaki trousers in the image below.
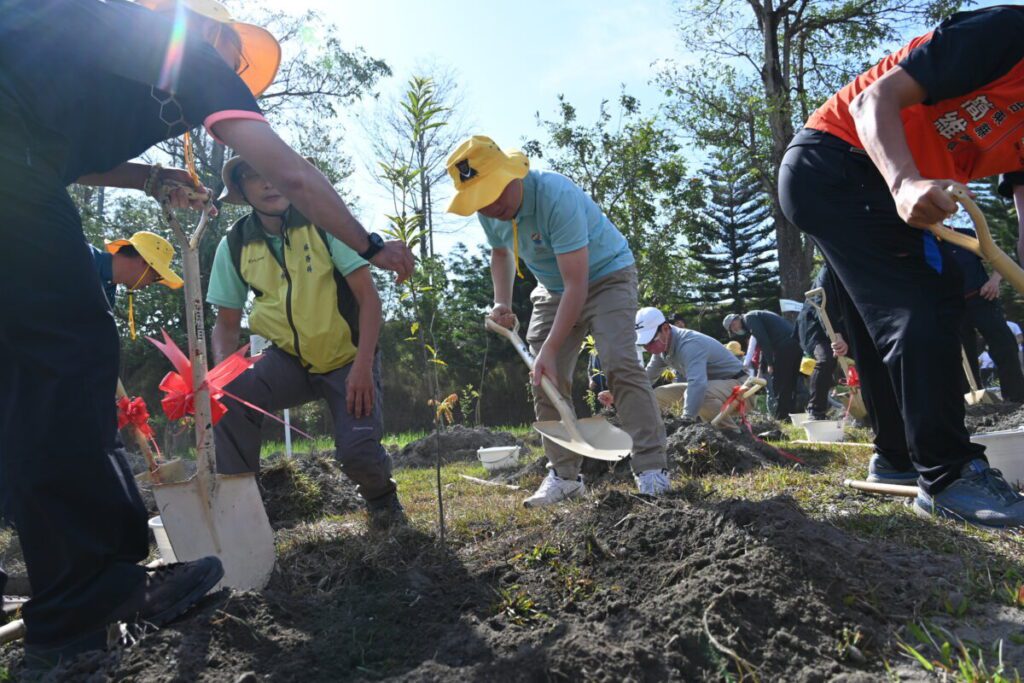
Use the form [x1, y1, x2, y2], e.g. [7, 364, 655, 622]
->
[526, 265, 667, 478]
[654, 379, 743, 431]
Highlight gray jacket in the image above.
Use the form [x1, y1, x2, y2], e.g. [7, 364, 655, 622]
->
[646, 327, 744, 418]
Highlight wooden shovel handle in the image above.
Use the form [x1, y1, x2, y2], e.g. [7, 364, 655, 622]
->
[928, 186, 1024, 294]
[843, 478, 918, 497]
[710, 377, 767, 426]
[484, 318, 584, 440]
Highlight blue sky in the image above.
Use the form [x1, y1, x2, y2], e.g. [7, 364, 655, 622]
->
[264, 0, 684, 252]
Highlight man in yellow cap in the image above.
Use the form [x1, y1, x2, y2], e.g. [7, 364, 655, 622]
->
[206, 156, 404, 529]
[91, 232, 183, 337]
[446, 136, 669, 507]
[0, 0, 412, 671]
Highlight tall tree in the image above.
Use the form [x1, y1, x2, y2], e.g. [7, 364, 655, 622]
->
[692, 153, 778, 315]
[659, 0, 963, 299]
[523, 93, 704, 305]
[365, 73, 466, 260]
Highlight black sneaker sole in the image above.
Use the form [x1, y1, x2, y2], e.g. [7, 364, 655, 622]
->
[141, 557, 225, 628]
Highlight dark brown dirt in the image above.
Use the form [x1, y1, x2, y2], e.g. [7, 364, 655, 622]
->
[393, 425, 520, 468]
[6, 492, 968, 681]
[965, 401, 1024, 434]
[259, 455, 363, 529]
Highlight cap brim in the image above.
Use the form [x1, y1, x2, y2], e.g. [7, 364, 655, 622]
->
[157, 269, 184, 289]
[105, 239, 132, 254]
[233, 23, 281, 97]
[635, 326, 658, 346]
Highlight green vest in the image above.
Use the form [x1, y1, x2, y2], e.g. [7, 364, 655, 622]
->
[226, 209, 360, 374]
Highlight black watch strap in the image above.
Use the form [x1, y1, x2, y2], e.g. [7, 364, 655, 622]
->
[359, 232, 384, 260]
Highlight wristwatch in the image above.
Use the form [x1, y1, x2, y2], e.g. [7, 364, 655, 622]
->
[359, 232, 385, 260]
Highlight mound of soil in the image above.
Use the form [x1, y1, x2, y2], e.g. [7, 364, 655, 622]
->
[666, 422, 789, 477]
[259, 455, 362, 529]
[17, 493, 965, 681]
[394, 425, 519, 468]
[965, 401, 1024, 434]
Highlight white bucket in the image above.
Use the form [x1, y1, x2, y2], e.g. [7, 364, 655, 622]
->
[789, 413, 810, 428]
[478, 445, 520, 472]
[148, 515, 177, 564]
[971, 428, 1024, 489]
[803, 420, 845, 443]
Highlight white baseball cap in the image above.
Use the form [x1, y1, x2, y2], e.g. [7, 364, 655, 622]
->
[635, 307, 666, 346]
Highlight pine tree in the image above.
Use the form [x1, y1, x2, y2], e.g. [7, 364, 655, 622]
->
[691, 154, 778, 316]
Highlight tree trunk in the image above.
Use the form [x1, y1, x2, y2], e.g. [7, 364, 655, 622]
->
[758, 1, 812, 299]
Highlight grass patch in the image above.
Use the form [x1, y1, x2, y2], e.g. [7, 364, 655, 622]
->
[259, 424, 533, 460]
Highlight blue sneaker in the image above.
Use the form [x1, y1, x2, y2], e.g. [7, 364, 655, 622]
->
[914, 459, 1024, 529]
[866, 453, 917, 485]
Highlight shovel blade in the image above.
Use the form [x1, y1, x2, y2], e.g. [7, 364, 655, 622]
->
[965, 390, 999, 405]
[135, 458, 189, 486]
[153, 472, 275, 591]
[532, 416, 631, 461]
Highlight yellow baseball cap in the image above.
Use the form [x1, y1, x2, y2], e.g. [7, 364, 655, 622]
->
[725, 341, 743, 356]
[445, 136, 529, 216]
[138, 0, 281, 98]
[106, 231, 184, 289]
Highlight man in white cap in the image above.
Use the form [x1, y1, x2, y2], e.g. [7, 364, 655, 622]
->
[445, 135, 669, 506]
[602, 308, 748, 430]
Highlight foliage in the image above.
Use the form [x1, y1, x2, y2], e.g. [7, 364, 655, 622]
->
[691, 151, 778, 319]
[523, 92, 705, 306]
[659, 0, 966, 297]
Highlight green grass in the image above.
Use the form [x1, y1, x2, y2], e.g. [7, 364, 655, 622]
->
[258, 423, 533, 460]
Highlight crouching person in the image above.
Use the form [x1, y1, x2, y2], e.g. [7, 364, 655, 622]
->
[209, 156, 404, 529]
[601, 308, 747, 431]
[445, 136, 670, 506]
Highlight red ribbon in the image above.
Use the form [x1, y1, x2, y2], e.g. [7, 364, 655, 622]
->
[147, 329, 255, 426]
[839, 364, 862, 420]
[115, 394, 163, 459]
[716, 384, 805, 465]
[117, 396, 155, 438]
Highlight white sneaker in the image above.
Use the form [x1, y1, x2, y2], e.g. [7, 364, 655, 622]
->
[523, 470, 585, 508]
[635, 469, 671, 496]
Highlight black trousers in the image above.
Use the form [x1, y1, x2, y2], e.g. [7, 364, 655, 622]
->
[0, 121, 148, 645]
[770, 340, 803, 420]
[807, 342, 838, 419]
[779, 129, 983, 494]
[960, 297, 1024, 402]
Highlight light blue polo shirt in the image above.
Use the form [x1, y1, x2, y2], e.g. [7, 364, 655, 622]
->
[477, 170, 634, 292]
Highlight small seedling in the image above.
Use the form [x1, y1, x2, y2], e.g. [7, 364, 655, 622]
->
[494, 586, 547, 625]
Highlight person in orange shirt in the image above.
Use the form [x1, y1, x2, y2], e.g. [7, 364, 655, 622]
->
[778, 5, 1024, 528]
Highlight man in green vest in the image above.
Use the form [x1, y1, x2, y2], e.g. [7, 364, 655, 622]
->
[208, 156, 403, 529]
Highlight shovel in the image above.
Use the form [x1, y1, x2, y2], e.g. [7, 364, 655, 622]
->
[710, 376, 767, 427]
[804, 287, 868, 420]
[485, 317, 630, 461]
[151, 200, 275, 591]
[928, 185, 1024, 294]
[961, 345, 998, 405]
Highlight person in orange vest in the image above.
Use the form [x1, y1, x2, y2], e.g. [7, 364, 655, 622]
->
[778, 5, 1024, 527]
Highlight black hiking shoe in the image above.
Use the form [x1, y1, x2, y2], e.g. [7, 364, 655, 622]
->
[367, 493, 408, 531]
[114, 556, 224, 627]
[21, 557, 223, 678]
[22, 628, 109, 676]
